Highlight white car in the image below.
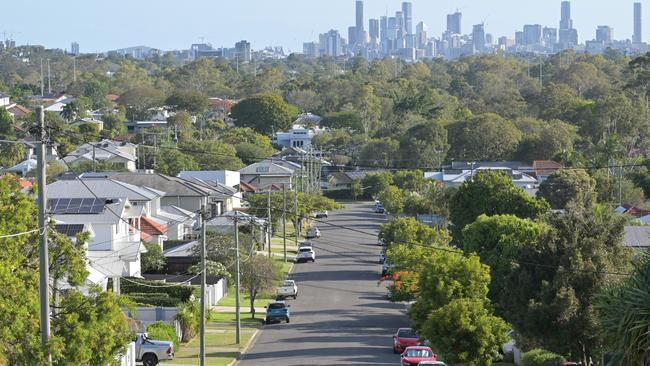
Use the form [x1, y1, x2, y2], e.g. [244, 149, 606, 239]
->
[277, 280, 298, 299]
[502, 329, 516, 356]
[296, 247, 316, 262]
[314, 211, 328, 219]
[305, 227, 321, 239]
[298, 241, 314, 249]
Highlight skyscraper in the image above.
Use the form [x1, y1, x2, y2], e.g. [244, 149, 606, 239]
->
[70, 42, 79, 56]
[596, 26, 613, 43]
[559, 1, 578, 48]
[234, 40, 251, 62]
[380, 16, 388, 43]
[472, 24, 486, 52]
[447, 11, 462, 35]
[523, 24, 543, 46]
[348, 26, 357, 46]
[325, 30, 342, 57]
[402, 2, 413, 35]
[369, 19, 379, 45]
[356, 0, 365, 45]
[416, 21, 428, 49]
[543, 27, 558, 47]
[634, 2, 642, 43]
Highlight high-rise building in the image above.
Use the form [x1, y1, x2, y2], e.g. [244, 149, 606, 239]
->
[416, 21, 428, 49]
[70, 42, 79, 56]
[348, 26, 357, 46]
[559, 1, 578, 48]
[402, 2, 413, 35]
[596, 26, 613, 43]
[395, 11, 404, 38]
[235, 40, 251, 62]
[523, 24, 543, 46]
[356, 0, 365, 45]
[380, 16, 388, 43]
[485, 33, 494, 45]
[369, 19, 380, 44]
[325, 30, 342, 57]
[472, 24, 486, 52]
[543, 27, 558, 47]
[634, 2, 642, 43]
[303, 42, 320, 58]
[515, 31, 524, 46]
[447, 11, 462, 34]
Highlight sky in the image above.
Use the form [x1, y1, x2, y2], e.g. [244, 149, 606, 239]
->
[4, 0, 648, 53]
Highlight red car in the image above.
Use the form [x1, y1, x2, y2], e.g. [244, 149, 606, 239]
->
[393, 328, 420, 353]
[400, 346, 436, 366]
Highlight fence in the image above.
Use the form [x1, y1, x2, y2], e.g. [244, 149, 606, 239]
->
[205, 278, 228, 307]
[116, 342, 136, 366]
[124, 307, 183, 340]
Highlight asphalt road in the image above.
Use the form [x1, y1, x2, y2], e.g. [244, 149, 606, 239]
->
[236, 202, 409, 366]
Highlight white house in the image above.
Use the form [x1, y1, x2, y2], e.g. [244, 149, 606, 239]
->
[63, 140, 137, 172]
[425, 167, 538, 190]
[273, 118, 325, 149]
[178, 170, 241, 188]
[0, 93, 10, 107]
[239, 161, 294, 190]
[43, 95, 76, 114]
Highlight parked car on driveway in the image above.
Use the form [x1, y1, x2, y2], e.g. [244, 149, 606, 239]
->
[265, 301, 290, 324]
[135, 332, 174, 366]
[400, 346, 437, 366]
[296, 247, 316, 262]
[314, 211, 328, 218]
[305, 227, 321, 239]
[277, 280, 298, 299]
[393, 328, 420, 354]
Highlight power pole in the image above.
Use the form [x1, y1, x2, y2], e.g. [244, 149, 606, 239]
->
[47, 59, 51, 95]
[36, 106, 51, 363]
[92, 144, 96, 172]
[40, 59, 44, 97]
[73, 57, 76, 83]
[234, 214, 241, 344]
[199, 205, 206, 366]
[267, 189, 272, 257]
[294, 188, 299, 245]
[282, 184, 287, 262]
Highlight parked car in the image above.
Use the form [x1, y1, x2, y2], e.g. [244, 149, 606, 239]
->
[375, 205, 386, 213]
[379, 252, 386, 264]
[305, 227, 321, 239]
[314, 211, 328, 218]
[393, 328, 420, 354]
[134, 333, 174, 366]
[377, 238, 386, 247]
[265, 301, 290, 324]
[296, 247, 316, 262]
[501, 329, 516, 359]
[418, 362, 447, 366]
[400, 346, 436, 366]
[277, 279, 298, 299]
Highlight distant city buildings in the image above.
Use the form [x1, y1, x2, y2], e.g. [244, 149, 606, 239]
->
[634, 2, 643, 43]
[70, 42, 79, 56]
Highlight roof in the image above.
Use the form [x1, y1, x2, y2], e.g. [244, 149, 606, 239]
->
[343, 170, 387, 182]
[533, 160, 564, 177]
[19, 178, 32, 189]
[624, 226, 650, 248]
[7, 104, 31, 117]
[329, 172, 354, 185]
[163, 240, 199, 258]
[239, 161, 294, 176]
[425, 167, 538, 186]
[55, 224, 86, 237]
[48, 179, 161, 201]
[238, 181, 256, 193]
[141, 216, 168, 235]
[177, 170, 239, 185]
[64, 140, 136, 163]
[110, 172, 216, 197]
[207, 211, 265, 227]
[51, 198, 129, 225]
[294, 112, 322, 124]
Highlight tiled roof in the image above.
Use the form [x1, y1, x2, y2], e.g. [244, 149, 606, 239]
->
[238, 181, 256, 192]
[533, 160, 564, 176]
[141, 216, 168, 235]
[140, 230, 153, 242]
[19, 179, 32, 189]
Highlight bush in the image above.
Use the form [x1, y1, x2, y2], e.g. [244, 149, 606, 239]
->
[146, 321, 179, 349]
[322, 189, 355, 200]
[522, 349, 566, 366]
[176, 301, 200, 342]
[121, 279, 194, 302]
[124, 293, 182, 307]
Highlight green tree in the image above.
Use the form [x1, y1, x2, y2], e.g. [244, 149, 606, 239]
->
[0, 142, 25, 168]
[179, 140, 244, 171]
[141, 242, 167, 273]
[0, 108, 15, 137]
[358, 138, 399, 168]
[399, 121, 449, 169]
[167, 111, 195, 142]
[449, 170, 550, 242]
[355, 84, 381, 138]
[379, 217, 441, 247]
[61, 102, 80, 122]
[166, 90, 210, 114]
[447, 113, 523, 161]
[514, 118, 577, 163]
[155, 147, 199, 176]
[505, 206, 632, 361]
[537, 169, 597, 209]
[361, 172, 394, 198]
[240, 255, 281, 318]
[393, 170, 429, 193]
[350, 180, 363, 200]
[231, 93, 298, 134]
[118, 86, 166, 121]
[378, 186, 406, 215]
[321, 110, 363, 131]
[595, 255, 650, 366]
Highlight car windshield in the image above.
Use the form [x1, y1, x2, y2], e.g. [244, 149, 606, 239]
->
[299, 248, 312, 252]
[398, 329, 416, 338]
[283, 281, 293, 286]
[268, 303, 285, 309]
[405, 349, 432, 357]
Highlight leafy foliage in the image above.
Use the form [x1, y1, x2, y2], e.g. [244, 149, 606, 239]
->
[521, 349, 566, 366]
[231, 93, 298, 134]
[537, 169, 597, 209]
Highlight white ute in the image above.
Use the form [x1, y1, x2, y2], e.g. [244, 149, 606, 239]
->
[135, 332, 174, 366]
[277, 279, 298, 299]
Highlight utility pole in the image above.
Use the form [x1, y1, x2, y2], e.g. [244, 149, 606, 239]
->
[92, 144, 96, 172]
[282, 184, 287, 262]
[539, 55, 543, 87]
[199, 205, 206, 366]
[73, 57, 76, 83]
[47, 59, 51, 95]
[40, 59, 44, 97]
[36, 106, 51, 363]
[234, 214, 241, 344]
[619, 160, 623, 205]
[294, 188, 299, 245]
[267, 189, 272, 257]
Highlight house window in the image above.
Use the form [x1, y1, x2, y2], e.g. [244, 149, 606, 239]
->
[256, 166, 270, 173]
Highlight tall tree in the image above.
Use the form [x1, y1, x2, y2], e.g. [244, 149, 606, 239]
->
[447, 113, 522, 161]
[231, 93, 298, 134]
[240, 255, 281, 318]
[399, 121, 450, 169]
[537, 169, 597, 209]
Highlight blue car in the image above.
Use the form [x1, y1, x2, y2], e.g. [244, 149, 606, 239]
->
[265, 301, 290, 324]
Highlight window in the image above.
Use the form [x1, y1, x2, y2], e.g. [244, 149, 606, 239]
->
[256, 166, 270, 173]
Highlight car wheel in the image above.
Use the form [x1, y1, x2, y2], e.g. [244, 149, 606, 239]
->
[293, 294, 297, 299]
[393, 347, 399, 354]
[265, 319, 270, 324]
[141, 353, 158, 366]
[286, 317, 290, 323]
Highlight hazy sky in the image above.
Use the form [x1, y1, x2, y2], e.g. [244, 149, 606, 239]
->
[5, 0, 648, 53]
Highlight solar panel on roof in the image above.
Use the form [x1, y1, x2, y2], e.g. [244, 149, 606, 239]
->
[54, 224, 85, 237]
[48, 198, 106, 214]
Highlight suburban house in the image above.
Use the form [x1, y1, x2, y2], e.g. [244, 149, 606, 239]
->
[425, 163, 538, 191]
[615, 204, 650, 224]
[106, 171, 238, 219]
[43, 95, 76, 115]
[63, 140, 137, 172]
[48, 177, 197, 244]
[71, 117, 104, 131]
[49, 196, 145, 292]
[623, 226, 650, 252]
[239, 161, 294, 190]
[1, 92, 31, 117]
[272, 113, 324, 149]
[532, 160, 564, 183]
[0, 92, 10, 107]
[178, 170, 241, 188]
[124, 120, 168, 134]
[205, 211, 268, 248]
[23, 140, 59, 161]
[325, 169, 387, 190]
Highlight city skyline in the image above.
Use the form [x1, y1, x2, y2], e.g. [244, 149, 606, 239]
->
[2, 0, 649, 53]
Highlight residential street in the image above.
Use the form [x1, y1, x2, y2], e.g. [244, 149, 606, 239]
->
[236, 202, 408, 365]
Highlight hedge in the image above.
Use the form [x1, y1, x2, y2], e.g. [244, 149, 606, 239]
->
[522, 349, 566, 366]
[323, 189, 354, 200]
[124, 293, 182, 307]
[146, 321, 179, 349]
[121, 278, 194, 302]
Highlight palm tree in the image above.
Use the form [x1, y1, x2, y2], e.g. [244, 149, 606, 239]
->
[61, 102, 79, 122]
[595, 254, 650, 366]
